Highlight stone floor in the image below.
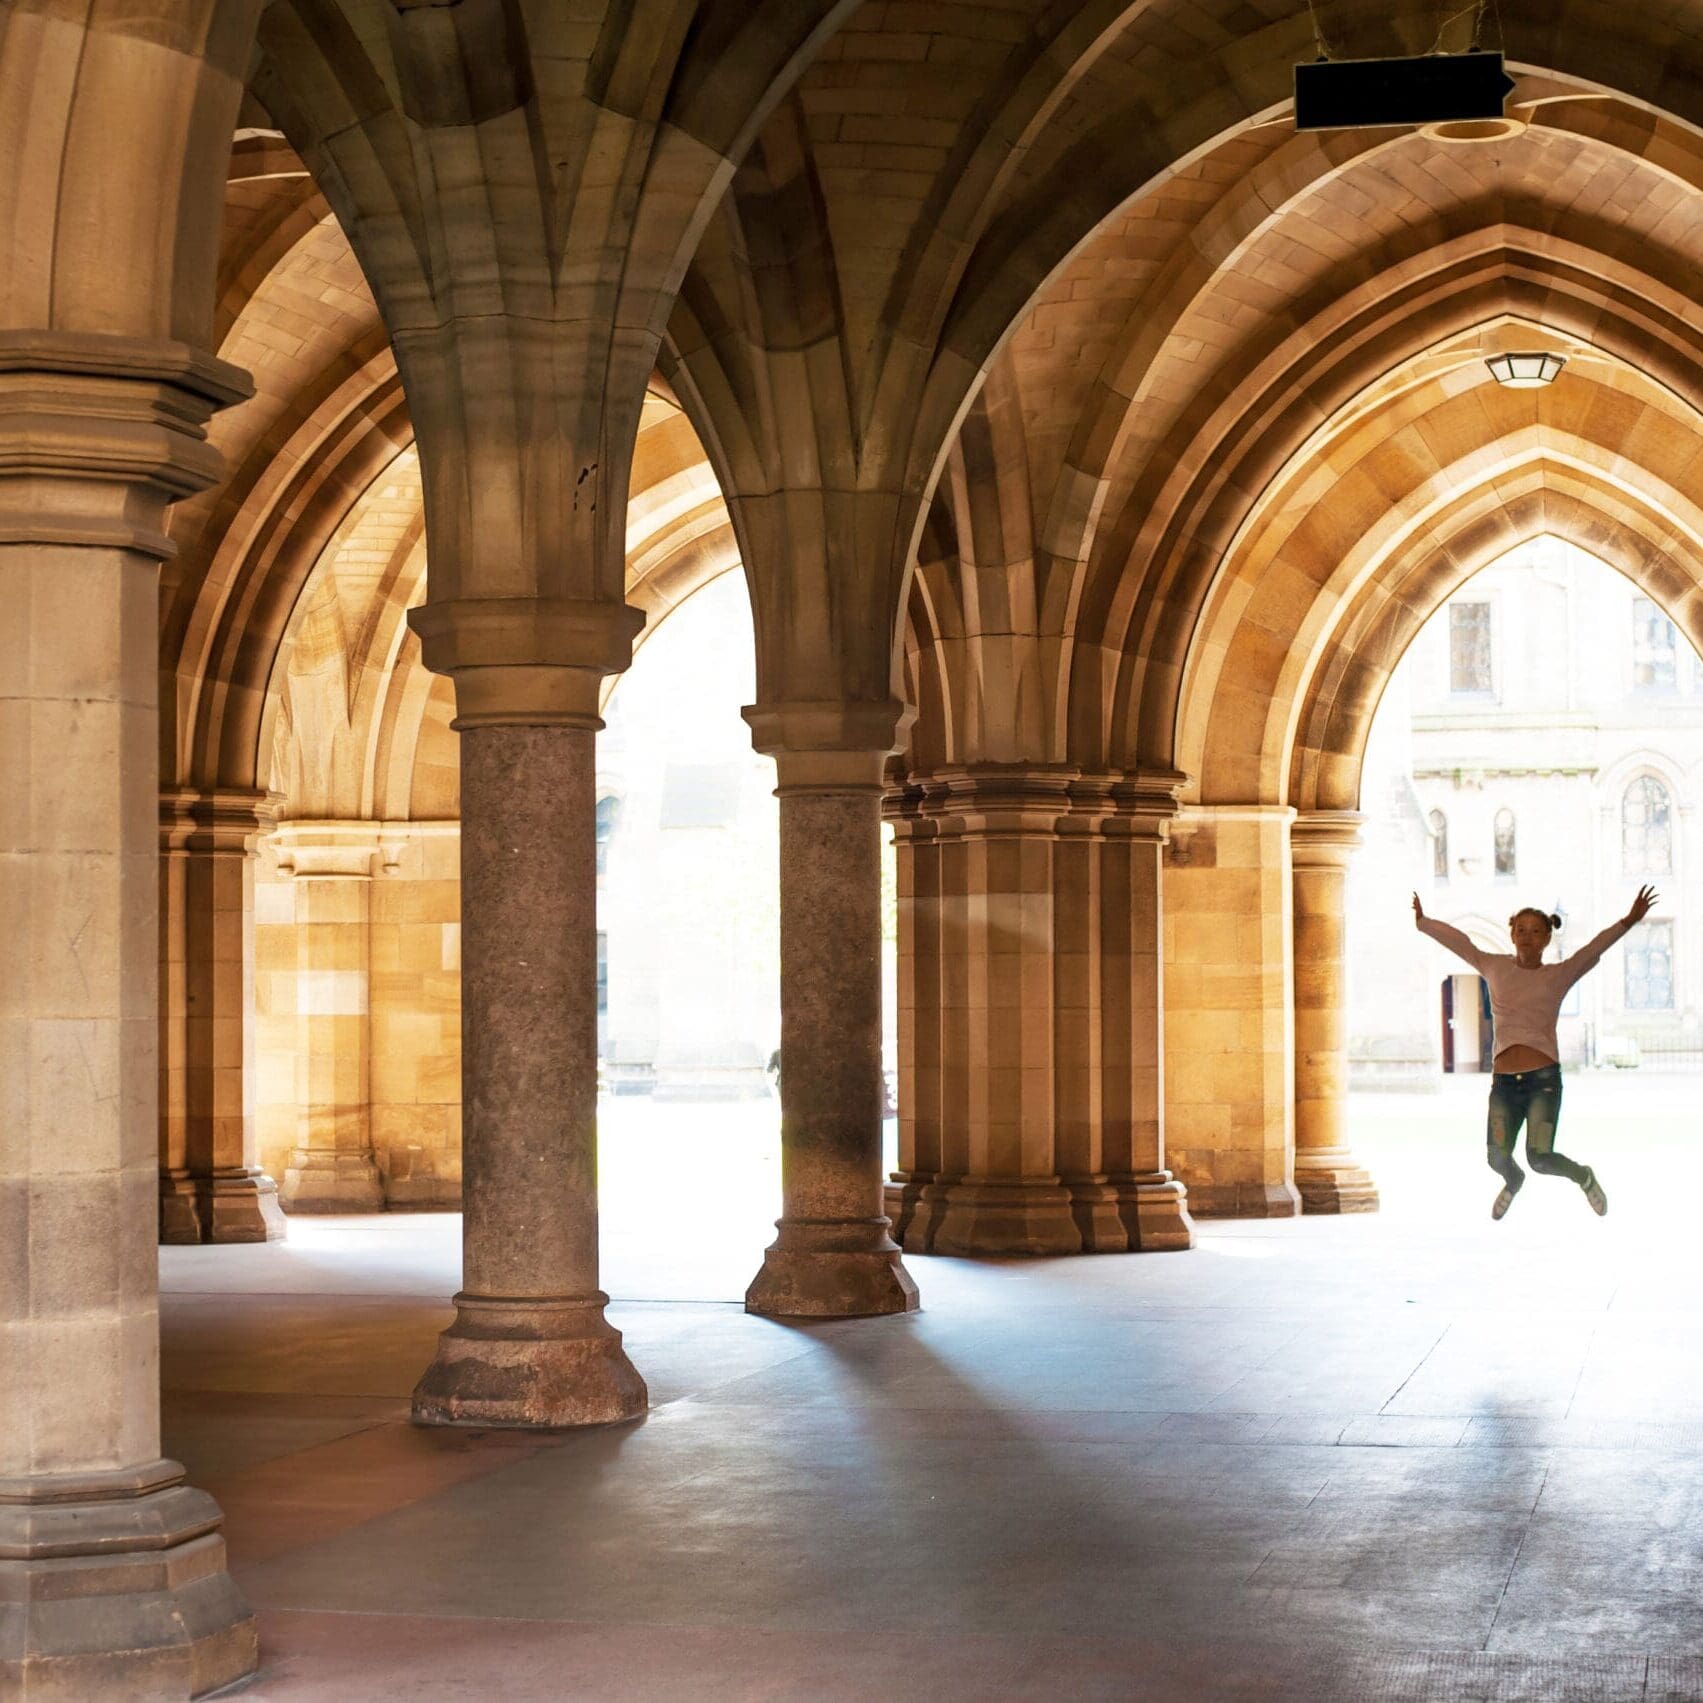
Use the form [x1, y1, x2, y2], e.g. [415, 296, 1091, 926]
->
[165, 1080, 1703, 1701]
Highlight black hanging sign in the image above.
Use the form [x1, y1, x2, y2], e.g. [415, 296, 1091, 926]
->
[1294, 51, 1516, 131]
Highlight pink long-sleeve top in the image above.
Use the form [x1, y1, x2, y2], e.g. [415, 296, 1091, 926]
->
[1417, 916, 1633, 1064]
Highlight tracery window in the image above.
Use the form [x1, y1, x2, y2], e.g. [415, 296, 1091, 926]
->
[1625, 920, 1674, 1011]
[1622, 776, 1673, 877]
[1632, 598, 1678, 692]
[1493, 809, 1516, 880]
[1449, 601, 1493, 694]
[1429, 809, 1449, 881]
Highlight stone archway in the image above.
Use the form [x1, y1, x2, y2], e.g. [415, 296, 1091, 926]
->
[1171, 429, 1703, 1217]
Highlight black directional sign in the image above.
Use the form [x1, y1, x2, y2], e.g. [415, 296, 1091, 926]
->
[1294, 51, 1517, 131]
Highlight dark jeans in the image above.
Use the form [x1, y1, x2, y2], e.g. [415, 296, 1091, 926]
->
[1486, 1063, 1589, 1188]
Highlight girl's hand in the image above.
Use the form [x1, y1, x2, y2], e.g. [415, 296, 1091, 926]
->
[1627, 884, 1659, 926]
[1412, 891, 1425, 924]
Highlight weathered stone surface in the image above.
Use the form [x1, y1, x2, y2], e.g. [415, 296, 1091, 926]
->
[0, 324, 260, 1696]
[0, 1463, 257, 1702]
[746, 714, 920, 1318]
[410, 723, 646, 1426]
[411, 1297, 646, 1430]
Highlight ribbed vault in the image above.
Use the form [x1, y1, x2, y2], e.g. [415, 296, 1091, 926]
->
[166, 136, 742, 817]
[894, 66, 1703, 813]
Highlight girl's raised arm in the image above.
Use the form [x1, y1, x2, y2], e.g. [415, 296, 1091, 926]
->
[1413, 893, 1487, 970]
[1563, 885, 1659, 982]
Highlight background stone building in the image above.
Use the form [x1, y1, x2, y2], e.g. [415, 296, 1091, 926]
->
[1350, 536, 1702, 1084]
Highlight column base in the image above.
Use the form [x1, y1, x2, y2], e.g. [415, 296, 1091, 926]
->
[1063, 1177, 1131, 1253]
[922, 1179, 1085, 1257]
[159, 1167, 288, 1244]
[745, 1218, 920, 1318]
[280, 1149, 386, 1213]
[884, 1172, 935, 1249]
[1112, 1171, 1197, 1250]
[411, 1294, 647, 1429]
[1186, 1180, 1303, 1219]
[0, 1459, 257, 1700]
[1295, 1149, 1381, 1214]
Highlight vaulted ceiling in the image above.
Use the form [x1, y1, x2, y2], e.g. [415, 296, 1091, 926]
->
[151, 1, 1703, 817]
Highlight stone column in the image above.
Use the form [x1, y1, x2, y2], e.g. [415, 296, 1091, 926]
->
[1163, 804, 1301, 1217]
[0, 339, 258, 1694]
[745, 703, 919, 1317]
[275, 823, 386, 1213]
[886, 790, 944, 1245]
[159, 787, 287, 1242]
[1095, 774, 1195, 1249]
[899, 770, 1083, 1256]
[887, 768, 1193, 1256]
[1291, 812, 1379, 1213]
[407, 599, 647, 1428]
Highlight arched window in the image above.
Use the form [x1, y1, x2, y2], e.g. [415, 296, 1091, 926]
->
[1428, 809, 1449, 881]
[1622, 776, 1673, 876]
[595, 793, 622, 876]
[1493, 809, 1516, 880]
[1626, 921, 1675, 1011]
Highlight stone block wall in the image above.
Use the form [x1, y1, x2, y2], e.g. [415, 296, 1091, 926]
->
[1163, 806, 1301, 1217]
[369, 827, 462, 1207]
[253, 822, 462, 1208]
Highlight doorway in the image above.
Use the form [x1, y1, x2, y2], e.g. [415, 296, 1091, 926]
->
[1440, 974, 1493, 1073]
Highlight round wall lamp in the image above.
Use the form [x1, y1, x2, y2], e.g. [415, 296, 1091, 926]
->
[1485, 351, 1566, 388]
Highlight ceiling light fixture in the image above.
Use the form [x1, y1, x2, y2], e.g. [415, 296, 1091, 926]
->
[1485, 351, 1566, 389]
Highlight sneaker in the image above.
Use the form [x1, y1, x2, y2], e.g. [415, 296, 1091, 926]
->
[1492, 1180, 1522, 1221]
[1582, 1169, 1608, 1217]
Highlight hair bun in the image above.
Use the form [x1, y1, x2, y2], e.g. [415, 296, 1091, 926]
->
[1549, 913, 1562, 930]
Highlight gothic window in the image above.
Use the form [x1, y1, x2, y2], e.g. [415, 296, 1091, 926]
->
[1449, 601, 1493, 693]
[1622, 776, 1673, 876]
[1625, 920, 1674, 1011]
[1633, 598, 1678, 692]
[1429, 809, 1449, 881]
[595, 793, 621, 875]
[1493, 809, 1516, 880]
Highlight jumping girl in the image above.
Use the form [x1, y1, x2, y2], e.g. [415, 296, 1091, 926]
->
[1411, 885, 1659, 1220]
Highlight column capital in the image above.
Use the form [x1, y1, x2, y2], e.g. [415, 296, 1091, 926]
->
[1104, 767, 1189, 841]
[0, 331, 252, 560]
[408, 596, 645, 730]
[159, 786, 282, 856]
[745, 699, 915, 790]
[271, 819, 395, 880]
[1291, 809, 1367, 868]
[886, 763, 1188, 840]
[904, 765, 1080, 831]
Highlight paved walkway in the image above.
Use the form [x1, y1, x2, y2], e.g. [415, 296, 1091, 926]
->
[164, 1080, 1703, 1700]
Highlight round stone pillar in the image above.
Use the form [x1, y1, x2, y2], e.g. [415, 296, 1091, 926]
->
[0, 339, 260, 1696]
[407, 599, 648, 1428]
[1291, 812, 1379, 1213]
[159, 787, 288, 1242]
[743, 704, 919, 1317]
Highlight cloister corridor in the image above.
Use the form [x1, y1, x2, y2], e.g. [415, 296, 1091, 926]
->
[16, 2, 1703, 1696]
[157, 1081, 1703, 1702]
